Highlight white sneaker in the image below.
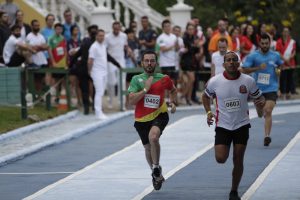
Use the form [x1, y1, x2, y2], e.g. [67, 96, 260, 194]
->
[97, 113, 108, 120]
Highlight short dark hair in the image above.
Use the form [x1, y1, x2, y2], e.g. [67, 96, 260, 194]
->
[112, 21, 121, 27]
[54, 23, 63, 29]
[31, 19, 39, 26]
[141, 16, 148, 20]
[173, 25, 181, 31]
[224, 51, 239, 62]
[45, 13, 55, 22]
[63, 9, 71, 16]
[124, 28, 134, 34]
[88, 24, 98, 33]
[11, 24, 20, 31]
[260, 33, 271, 41]
[70, 24, 78, 34]
[97, 29, 105, 33]
[161, 19, 171, 28]
[218, 37, 228, 44]
[141, 50, 157, 61]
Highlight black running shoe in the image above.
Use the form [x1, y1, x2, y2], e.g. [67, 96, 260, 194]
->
[264, 136, 272, 146]
[152, 166, 165, 190]
[229, 191, 241, 200]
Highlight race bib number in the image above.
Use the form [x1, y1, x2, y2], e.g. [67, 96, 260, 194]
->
[56, 47, 64, 56]
[144, 94, 160, 108]
[224, 98, 241, 112]
[257, 73, 270, 85]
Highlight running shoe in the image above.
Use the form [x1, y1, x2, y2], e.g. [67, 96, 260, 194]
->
[229, 191, 241, 200]
[264, 136, 272, 146]
[152, 166, 165, 190]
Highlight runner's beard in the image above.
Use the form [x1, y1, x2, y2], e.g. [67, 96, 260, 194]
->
[145, 66, 155, 74]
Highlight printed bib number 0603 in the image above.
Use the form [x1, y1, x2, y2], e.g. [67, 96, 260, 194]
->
[144, 94, 160, 108]
[257, 73, 270, 85]
[224, 98, 241, 112]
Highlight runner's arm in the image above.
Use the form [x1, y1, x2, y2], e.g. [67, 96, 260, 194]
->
[202, 93, 212, 113]
[128, 90, 146, 105]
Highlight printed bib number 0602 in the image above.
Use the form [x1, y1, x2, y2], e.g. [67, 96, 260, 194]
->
[257, 73, 270, 85]
[224, 98, 241, 112]
[144, 94, 160, 108]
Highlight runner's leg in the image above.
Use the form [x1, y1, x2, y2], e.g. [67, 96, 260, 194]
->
[231, 144, 247, 192]
[264, 100, 276, 137]
[148, 126, 161, 165]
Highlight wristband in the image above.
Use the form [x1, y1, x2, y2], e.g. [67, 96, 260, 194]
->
[143, 88, 147, 94]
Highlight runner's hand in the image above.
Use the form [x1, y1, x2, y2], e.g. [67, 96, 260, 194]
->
[254, 96, 265, 108]
[169, 102, 176, 113]
[144, 76, 153, 91]
[207, 112, 215, 127]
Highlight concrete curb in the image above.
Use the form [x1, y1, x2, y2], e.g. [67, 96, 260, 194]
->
[0, 110, 79, 142]
[0, 111, 133, 166]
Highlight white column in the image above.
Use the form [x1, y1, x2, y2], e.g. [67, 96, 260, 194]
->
[90, 7, 114, 33]
[40, 0, 47, 10]
[105, 0, 112, 9]
[50, 0, 58, 16]
[114, 0, 120, 22]
[124, 6, 130, 28]
[167, 0, 193, 31]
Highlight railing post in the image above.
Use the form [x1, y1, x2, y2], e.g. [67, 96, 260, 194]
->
[167, 0, 193, 31]
[21, 69, 27, 119]
[119, 68, 123, 111]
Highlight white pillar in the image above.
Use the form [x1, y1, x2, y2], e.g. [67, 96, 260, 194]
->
[124, 6, 130, 28]
[167, 0, 193, 31]
[90, 7, 114, 33]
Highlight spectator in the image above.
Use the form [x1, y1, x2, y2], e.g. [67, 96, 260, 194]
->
[0, 0, 19, 25]
[63, 9, 81, 42]
[276, 26, 296, 100]
[69, 24, 98, 115]
[208, 19, 233, 53]
[48, 23, 67, 68]
[129, 20, 138, 37]
[41, 14, 55, 42]
[67, 24, 82, 107]
[88, 29, 121, 119]
[105, 21, 129, 109]
[156, 19, 178, 84]
[26, 19, 48, 92]
[240, 24, 257, 61]
[201, 27, 213, 83]
[230, 26, 241, 54]
[26, 19, 48, 68]
[180, 23, 200, 105]
[3, 24, 35, 67]
[13, 10, 31, 41]
[0, 11, 10, 63]
[256, 23, 267, 44]
[138, 16, 157, 59]
[211, 38, 229, 77]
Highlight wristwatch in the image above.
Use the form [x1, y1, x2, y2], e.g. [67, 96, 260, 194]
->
[143, 88, 147, 94]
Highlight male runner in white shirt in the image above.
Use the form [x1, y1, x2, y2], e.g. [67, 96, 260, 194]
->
[202, 51, 265, 200]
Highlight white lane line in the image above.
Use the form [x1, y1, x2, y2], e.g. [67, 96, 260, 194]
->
[23, 116, 193, 200]
[132, 143, 214, 200]
[242, 130, 300, 200]
[0, 172, 74, 175]
[25, 104, 300, 200]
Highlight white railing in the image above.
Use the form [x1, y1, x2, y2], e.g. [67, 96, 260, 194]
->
[24, 0, 166, 34]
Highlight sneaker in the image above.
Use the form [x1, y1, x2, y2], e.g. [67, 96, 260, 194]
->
[152, 166, 165, 190]
[264, 136, 272, 146]
[229, 191, 241, 200]
[96, 113, 108, 120]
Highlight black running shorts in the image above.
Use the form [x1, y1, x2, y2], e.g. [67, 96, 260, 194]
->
[262, 92, 277, 102]
[215, 124, 250, 146]
[134, 112, 169, 145]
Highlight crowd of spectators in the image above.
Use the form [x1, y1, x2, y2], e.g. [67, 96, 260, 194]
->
[0, 0, 298, 118]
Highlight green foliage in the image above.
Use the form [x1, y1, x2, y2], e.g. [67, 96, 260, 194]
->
[149, 0, 300, 36]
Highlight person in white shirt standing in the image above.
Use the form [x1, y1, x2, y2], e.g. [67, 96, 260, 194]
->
[156, 19, 178, 85]
[88, 29, 121, 120]
[26, 19, 48, 67]
[211, 38, 229, 77]
[105, 21, 129, 109]
[202, 51, 265, 200]
[88, 29, 109, 120]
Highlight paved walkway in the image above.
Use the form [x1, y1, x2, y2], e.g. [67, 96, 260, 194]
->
[0, 100, 300, 199]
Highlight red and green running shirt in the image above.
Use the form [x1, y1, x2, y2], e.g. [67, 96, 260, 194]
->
[48, 34, 67, 68]
[128, 73, 174, 122]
